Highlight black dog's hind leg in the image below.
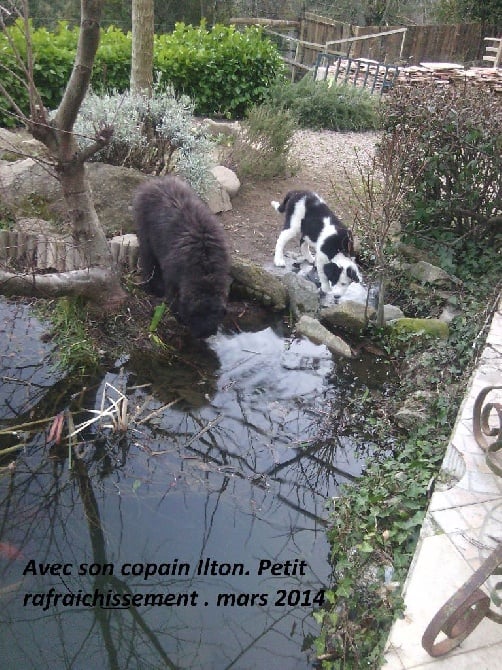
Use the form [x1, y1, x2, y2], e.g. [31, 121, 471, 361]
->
[138, 243, 165, 297]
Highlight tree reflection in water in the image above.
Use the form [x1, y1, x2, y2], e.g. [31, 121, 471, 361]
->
[0, 307, 382, 669]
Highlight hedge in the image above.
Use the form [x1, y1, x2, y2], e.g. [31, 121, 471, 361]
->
[0, 19, 284, 127]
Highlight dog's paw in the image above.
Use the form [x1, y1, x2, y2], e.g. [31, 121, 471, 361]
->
[271, 201, 280, 211]
[274, 257, 286, 267]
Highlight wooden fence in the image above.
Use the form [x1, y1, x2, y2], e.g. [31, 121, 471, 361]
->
[241, 13, 492, 70]
[298, 13, 487, 66]
[0, 230, 139, 273]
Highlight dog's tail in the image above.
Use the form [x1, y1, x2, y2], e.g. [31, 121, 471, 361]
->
[271, 192, 295, 214]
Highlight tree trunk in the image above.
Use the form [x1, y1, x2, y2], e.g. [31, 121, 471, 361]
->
[0, 267, 119, 300]
[1, 0, 127, 308]
[130, 0, 154, 95]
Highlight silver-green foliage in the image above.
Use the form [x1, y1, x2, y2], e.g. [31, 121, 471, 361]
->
[229, 104, 299, 180]
[74, 87, 215, 196]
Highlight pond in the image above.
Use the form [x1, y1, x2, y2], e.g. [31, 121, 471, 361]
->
[0, 299, 389, 669]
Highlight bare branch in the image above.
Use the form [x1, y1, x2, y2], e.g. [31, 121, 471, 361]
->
[77, 123, 114, 163]
[0, 78, 28, 122]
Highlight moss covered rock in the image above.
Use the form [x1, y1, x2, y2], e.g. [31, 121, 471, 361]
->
[389, 317, 449, 339]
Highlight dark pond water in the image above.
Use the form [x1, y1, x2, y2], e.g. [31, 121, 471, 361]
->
[0, 299, 389, 670]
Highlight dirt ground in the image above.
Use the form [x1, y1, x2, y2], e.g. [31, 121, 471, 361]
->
[218, 130, 379, 266]
[219, 173, 328, 266]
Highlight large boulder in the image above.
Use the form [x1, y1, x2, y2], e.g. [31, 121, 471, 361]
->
[0, 157, 145, 234]
[0, 128, 49, 161]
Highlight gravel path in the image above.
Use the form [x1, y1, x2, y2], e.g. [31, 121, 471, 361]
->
[292, 129, 380, 174]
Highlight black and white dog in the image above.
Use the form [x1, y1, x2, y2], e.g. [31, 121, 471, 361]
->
[272, 190, 362, 297]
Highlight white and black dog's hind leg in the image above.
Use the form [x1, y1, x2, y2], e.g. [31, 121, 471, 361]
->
[272, 198, 307, 267]
[300, 237, 316, 263]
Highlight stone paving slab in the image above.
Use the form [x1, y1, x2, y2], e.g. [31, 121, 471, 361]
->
[382, 295, 502, 669]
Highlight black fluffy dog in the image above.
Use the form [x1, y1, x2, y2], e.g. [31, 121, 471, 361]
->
[133, 176, 231, 339]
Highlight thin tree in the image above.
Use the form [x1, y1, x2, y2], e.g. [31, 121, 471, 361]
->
[130, 0, 154, 95]
[0, 0, 126, 308]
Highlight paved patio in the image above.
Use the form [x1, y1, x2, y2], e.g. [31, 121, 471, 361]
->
[382, 294, 502, 669]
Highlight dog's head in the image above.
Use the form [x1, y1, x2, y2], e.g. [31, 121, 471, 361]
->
[178, 288, 228, 339]
[324, 253, 362, 298]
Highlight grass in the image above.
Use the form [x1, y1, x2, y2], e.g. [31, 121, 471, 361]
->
[43, 297, 101, 376]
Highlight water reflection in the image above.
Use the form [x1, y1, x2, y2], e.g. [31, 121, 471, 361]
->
[0, 302, 379, 669]
[0, 300, 60, 421]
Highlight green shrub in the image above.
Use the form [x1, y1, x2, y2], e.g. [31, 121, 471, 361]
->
[266, 74, 382, 131]
[0, 18, 34, 127]
[227, 103, 299, 179]
[154, 22, 284, 118]
[0, 20, 283, 126]
[30, 21, 79, 111]
[73, 87, 215, 196]
[381, 82, 502, 245]
[91, 25, 132, 93]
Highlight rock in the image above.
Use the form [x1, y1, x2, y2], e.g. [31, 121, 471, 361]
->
[211, 165, 240, 197]
[394, 390, 436, 430]
[0, 156, 233, 228]
[396, 242, 442, 267]
[0, 158, 60, 200]
[394, 408, 427, 430]
[230, 257, 288, 311]
[284, 273, 319, 317]
[0, 128, 49, 160]
[203, 119, 240, 139]
[204, 178, 232, 213]
[408, 261, 461, 287]
[87, 163, 146, 234]
[320, 300, 375, 334]
[439, 304, 462, 323]
[14, 217, 59, 236]
[295, 315, 353, 358]
[0, 158, 146, 234]
[382, 304, 404, 322]
[389, 317, 449, 339]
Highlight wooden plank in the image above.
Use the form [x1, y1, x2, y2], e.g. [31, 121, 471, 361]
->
[229, 18, 299, 28]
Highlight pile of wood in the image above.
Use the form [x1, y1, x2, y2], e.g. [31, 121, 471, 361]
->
[396, 63, 502, 94]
